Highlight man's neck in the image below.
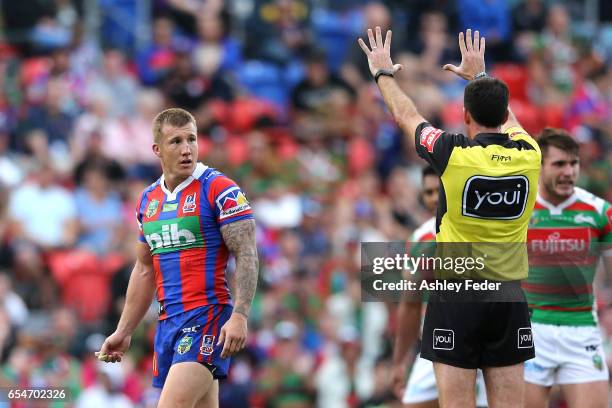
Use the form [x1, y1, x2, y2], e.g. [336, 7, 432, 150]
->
[163, 174, 189, 192]
[539, 188, 574, 207]
[468, 124, 503, 139]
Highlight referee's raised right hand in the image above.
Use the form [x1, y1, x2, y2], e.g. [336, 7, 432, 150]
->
[443, 29, 486, 81]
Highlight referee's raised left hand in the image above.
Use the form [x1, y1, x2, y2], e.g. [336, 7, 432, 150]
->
[443, 29, 486, 80]
[358, 26, 403, 77]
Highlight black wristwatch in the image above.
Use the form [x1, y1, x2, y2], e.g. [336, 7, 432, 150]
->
[374, 68, 394, 83]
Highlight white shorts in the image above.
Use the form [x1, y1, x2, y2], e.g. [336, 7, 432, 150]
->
[524, 322, 609, 386]
[403, 355, 488, 406]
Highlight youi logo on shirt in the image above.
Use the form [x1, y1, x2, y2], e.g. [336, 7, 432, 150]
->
[463, 175, 529, 220]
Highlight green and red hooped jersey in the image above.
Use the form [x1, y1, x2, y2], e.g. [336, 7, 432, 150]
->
[524, 187, 612, 326]
[407, 217, 436, 306]
[136, 163, 254, 320]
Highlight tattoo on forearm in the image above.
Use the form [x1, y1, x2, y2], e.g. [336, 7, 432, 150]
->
[221, 219, 258, 318]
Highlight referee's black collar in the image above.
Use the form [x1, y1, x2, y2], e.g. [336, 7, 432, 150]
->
[474, 132, 510, 146]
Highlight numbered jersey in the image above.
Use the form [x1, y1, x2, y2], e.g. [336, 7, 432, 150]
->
[525, 188, 612, 326]
[136, 163, 253, 320]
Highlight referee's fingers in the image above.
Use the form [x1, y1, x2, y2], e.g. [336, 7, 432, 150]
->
[480, 36, 486, 56]
[474, 30, 480, 52]
[357, 38, 370, 54]
[367, 28, 376, 49]
[443, 64, 459, 74]
[466, 29, 473, 51]
[384, 30, 392, 50]
[458, 32, 467, 57]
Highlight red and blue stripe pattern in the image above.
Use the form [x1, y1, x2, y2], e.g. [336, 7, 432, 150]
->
[136, 167, 253, 320]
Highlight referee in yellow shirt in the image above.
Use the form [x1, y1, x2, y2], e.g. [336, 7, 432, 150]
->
[359, 28, 540, 408]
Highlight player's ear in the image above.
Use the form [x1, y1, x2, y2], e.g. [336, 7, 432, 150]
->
[463, 108, 471, 126]
[152, 143, 161, 158]
[502, 109, 509, 124]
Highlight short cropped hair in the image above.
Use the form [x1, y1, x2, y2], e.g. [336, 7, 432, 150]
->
[152, 108, 196, 144]
[422, 165, 438, 180]
[537, 128, 579, 159]
[464, 77, 509, 128]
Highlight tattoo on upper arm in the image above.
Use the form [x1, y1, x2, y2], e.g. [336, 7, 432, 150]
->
[220, 219, 259, 317]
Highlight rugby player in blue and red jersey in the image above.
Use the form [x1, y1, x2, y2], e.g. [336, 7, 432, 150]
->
[96, 108, 258, 408]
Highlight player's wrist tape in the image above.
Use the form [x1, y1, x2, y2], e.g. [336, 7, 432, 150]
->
[473, 71, 488, 80]
[374, 68, 394, 83]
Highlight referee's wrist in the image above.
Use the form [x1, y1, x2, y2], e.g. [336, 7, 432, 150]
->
[374, 68, 395, 84]
[473, 71, 488, 80]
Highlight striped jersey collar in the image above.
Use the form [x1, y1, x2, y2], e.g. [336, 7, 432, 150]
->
[536, 191, 577, 215]
[160, 162, 208, 201]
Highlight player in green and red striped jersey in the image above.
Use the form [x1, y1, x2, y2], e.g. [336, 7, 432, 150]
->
[524, 128, 612, 408]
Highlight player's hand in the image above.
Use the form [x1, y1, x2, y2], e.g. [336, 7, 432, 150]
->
[218, 312, 247, 358]
[95, 331, 131, 363]
[390, 361, 407, 400]
[443, 29, 486, 80]
[358, 26, 403, 77]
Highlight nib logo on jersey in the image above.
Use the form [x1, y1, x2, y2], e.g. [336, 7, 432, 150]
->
[463, 175, 529, 219]
[143, 217, 204, 254]
[216, 187, 251, 220]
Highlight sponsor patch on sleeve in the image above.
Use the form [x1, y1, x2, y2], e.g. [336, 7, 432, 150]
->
[419, 126, 443, 153]
[216, 186, 252, 220]
[506, 126, 529, 139]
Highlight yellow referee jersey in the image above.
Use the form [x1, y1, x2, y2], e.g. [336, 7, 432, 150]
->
[416, 122, 541, 280]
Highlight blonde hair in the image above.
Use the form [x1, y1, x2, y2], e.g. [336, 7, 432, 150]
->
[152, 108, 196, 144]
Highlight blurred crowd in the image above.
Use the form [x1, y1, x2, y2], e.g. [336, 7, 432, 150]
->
[0, 0, 611, 407]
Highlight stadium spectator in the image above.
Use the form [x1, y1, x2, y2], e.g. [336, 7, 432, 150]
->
[315, 325, 374, 407]
[162, 51, 233, 110]
[0, 272, 28, 328]
[538, 4, 578, 93]
[244, 0, 311, 64]
[291, 47, 354, 121]
[18, 78, 75, 154]
[76, 361, 134, 408]
[8, 161, 78, 250]
[136, 16, 182, 86]
[192, 12, 243, 77]
[457, 0, 513, 61]
[74, 163, 123, 255]
[86, 48, 139, 118]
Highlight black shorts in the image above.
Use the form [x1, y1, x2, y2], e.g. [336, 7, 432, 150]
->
[420, 281, 535, 369]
